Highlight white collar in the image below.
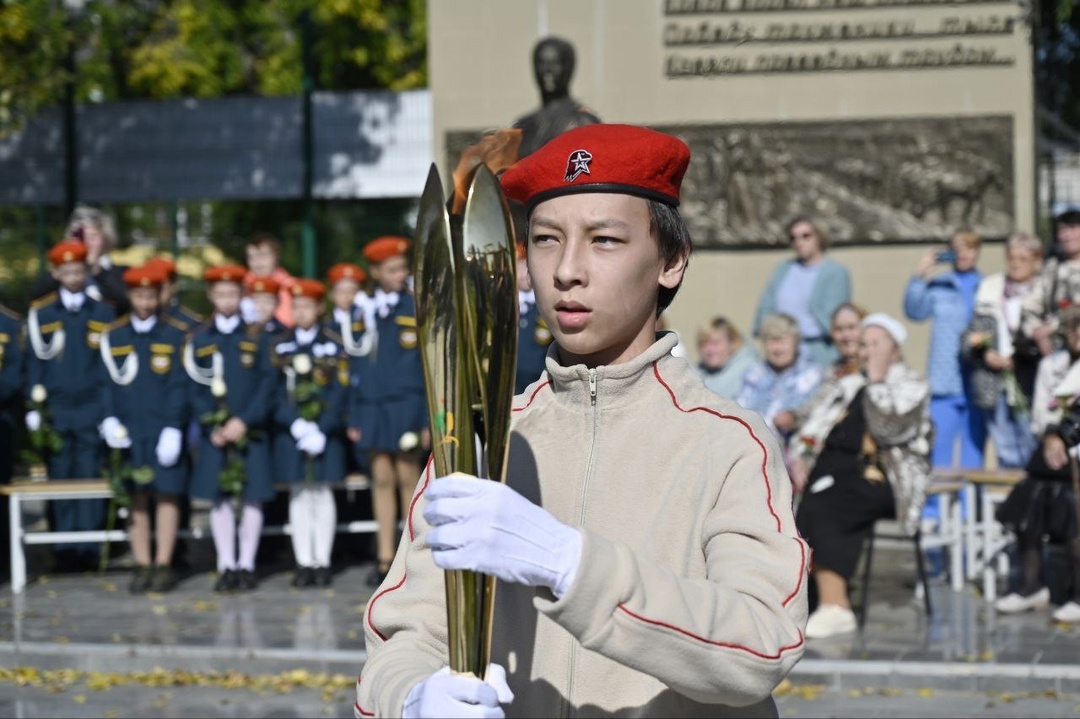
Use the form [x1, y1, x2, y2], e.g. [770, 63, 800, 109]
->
[214, 313, 241, 334]
[333, 307, 352, 325]
[373, 288, 400, 319]
[295, 326, 318, 346]
[131, 315, 157, 334]
[98, 255, 113, 270]
[59, 288, 86, 312]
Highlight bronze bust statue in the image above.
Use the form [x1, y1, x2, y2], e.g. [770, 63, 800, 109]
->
[512, 37, 601, 159]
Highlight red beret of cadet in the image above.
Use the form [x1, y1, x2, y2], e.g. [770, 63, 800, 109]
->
[327, 262, 367, 285]
[500, 124, 691, 211]
[363, 236, 411, 264]
[48, 240, 88, 266]
[123, 266, 165, 289]
[247, 275, 280, 295]
[144, 257, 178, 280]
[290, 278, 326, 301]
[203, 264, 247, 284]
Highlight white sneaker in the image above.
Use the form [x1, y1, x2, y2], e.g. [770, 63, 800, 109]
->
[1052, 601, 1080, 623]
[805, 604, 858, 639]
[994, 587, 1050, 614]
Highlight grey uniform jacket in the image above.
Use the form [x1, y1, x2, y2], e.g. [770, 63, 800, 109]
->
[356, 333, 808, 718]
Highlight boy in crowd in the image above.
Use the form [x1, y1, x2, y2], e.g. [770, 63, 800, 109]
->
[514, 241, 553, 394]
[271, 279, 348, 588]
[99, 266, 188, 593]
[143, 257, 203, 332]
[247, 276, 289, 338]
[184, 265, 276, 592]
[26, 240, 115, 571]
[243, 234, 295, 327]
[357, 125, 807, 717]
[347, 237, 428, 587]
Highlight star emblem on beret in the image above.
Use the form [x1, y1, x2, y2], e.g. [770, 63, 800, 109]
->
[564, 149, 593, 183]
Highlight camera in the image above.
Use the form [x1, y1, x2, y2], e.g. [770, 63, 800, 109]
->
[1055, 405, 1080, 448]
[935, 249, 956, 264]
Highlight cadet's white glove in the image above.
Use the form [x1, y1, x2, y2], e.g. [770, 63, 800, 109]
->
[423, 475, 582, 598]
[289, 418, 317, 441]
[297, 429, 327, 456]
[101, 416, 132, 450]
[403, 664, 513, 719]
[156, 427, 183, 468]
[25, 411, 41, 432]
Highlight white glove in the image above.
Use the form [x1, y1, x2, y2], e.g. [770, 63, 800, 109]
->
[402, 664, 514, 719]
[155, 427, 183, 468]
[290, 418, 317, 441]
[297, 429, 327, 456]
[25, 411, 41, 432]
[101, 416, 132, 450]
[423, 475, 582, 598]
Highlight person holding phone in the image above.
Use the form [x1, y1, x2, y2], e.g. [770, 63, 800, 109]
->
[904, 231, 985, 470]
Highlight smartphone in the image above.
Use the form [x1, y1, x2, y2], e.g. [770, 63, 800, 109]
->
[936, 249, 956, 264]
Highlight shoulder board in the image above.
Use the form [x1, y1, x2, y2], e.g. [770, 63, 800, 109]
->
[322, 327, 344, 344]
[164, 315, 192, 333]
[87, 319, 111, 332]
[189, 319, 214, 335]
[0, 304, 23, 322]
[107, 316, 132, 331]
[180, 305, 205, 322]
[394, 315, 417, 328]
[31, 293, 58, 310]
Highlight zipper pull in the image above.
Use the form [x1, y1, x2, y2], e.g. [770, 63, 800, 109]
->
[588, 368, 597, 405]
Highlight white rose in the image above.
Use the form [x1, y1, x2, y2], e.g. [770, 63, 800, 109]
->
[211, 377, 228, 398]
[293, 353, 313, 375]
[31, 385, 47, 403]
[114, 424, 128, 441]
[399, 431, 420, 452]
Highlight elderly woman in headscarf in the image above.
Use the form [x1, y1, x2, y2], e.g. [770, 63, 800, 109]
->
[790, 313, 933, 639]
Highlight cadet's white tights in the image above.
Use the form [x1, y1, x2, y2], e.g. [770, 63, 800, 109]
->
[210, 500, 263, 573]
[288, 485, 336, 568]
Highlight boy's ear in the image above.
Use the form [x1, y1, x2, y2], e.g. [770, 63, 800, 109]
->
[658, 250, 688, 290]
[50, 267, 61, 281]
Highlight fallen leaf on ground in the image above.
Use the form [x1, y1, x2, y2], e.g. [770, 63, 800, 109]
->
[73, 694, 86, 704]
[916, 688, 934, 698]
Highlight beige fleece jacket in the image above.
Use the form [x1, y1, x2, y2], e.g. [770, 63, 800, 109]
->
[356, 333, 809, 718]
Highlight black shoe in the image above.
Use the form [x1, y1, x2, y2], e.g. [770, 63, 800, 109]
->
[366, 564, 390, 588]
[235, 569, 257, 591]
[292, 567, 316, 589]
[129, 565, 153, 594]
[214, 569, 237, 593]
[313, 566, 332, 588]
[149, 565, 178, 593]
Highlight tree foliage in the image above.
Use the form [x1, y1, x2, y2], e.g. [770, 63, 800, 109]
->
[0, 0, 427, 133]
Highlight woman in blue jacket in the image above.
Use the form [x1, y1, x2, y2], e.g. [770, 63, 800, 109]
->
[753, 217, 852, 368]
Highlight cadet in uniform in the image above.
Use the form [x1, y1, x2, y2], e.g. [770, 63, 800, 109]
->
[271, 279, 348, 588]
[514, 242, 553, 393]
[99, 266, 188, 593]
[184, 265, 276, 592]
[0, 302, 24, 571]
[247, 276, 289, 338]
[143, 257, 204, 332]
[347, 236, 427, 587]
[26, 240, 115, 571]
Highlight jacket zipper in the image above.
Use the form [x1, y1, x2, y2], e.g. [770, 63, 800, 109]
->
[565, 368, 599, 717]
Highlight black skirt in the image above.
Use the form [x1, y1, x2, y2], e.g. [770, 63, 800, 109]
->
[796, 389, 897, 580]
[996, 477, 1078, 544]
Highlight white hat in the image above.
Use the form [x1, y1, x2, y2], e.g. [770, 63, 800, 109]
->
[861, 312, 907, 347]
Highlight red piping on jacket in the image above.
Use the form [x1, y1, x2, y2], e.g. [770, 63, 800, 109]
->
[634, 361, 806, 654]
[364, 455, 434, 642]
[513, 380, 551, 412]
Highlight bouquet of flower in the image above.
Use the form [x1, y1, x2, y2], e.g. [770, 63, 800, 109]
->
[971, 332, 1029, 414]
[100, 426, 154, 571]
[200, 377, 248, 496]
[291, 354, 323, 483]
[21, 385, 62, 478]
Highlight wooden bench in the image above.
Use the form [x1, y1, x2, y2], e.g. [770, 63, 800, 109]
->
[1, 474, 374, 594]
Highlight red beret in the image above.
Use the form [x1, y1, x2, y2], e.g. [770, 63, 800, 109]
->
[290, 278, 326, 301]
[48, 240, 88, 266]
[203, 264, 247, 284]
[363, 236, 411, 264]
[246, 275, 280, 295]
[144, 257, 178, 280]
[327, 262, 367, 286]
[123, 266, 165, 289]
[500, 124, 690, 211]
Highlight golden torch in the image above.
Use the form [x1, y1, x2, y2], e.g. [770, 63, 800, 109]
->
[413, 160, 519, 678]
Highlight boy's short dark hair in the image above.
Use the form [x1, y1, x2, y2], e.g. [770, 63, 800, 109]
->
[247, 233, 282, 256]
[1057, 208, 1080, 227]
[649, 200, 692, 315]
